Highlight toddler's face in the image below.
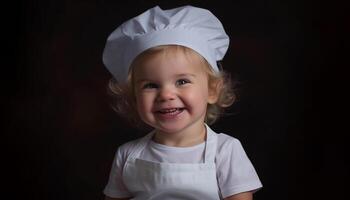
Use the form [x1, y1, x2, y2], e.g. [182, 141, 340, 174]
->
[132, 48, 218, 135]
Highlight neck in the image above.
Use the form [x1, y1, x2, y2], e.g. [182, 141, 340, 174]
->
[153, 123, 207, 147]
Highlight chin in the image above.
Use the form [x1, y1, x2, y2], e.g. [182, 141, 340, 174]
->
[154, 123, 188, 134]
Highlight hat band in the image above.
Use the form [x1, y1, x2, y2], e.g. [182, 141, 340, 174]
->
[125, 27, 219, 76]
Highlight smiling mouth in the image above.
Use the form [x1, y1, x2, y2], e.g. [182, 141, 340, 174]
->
[156, 108, 185, 115]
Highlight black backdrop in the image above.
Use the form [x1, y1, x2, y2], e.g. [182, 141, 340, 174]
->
[5, 0, 346, 200]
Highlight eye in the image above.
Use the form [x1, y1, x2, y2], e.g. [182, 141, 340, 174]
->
[142, 82, 158, 89]
[176, 79, 191, 86]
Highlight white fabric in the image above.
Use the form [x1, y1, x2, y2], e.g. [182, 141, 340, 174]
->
[102, 5, 229, 83]
[141, 139, 205, 163]
[121, 126, 220, 199]
[104, 126, 262, 199]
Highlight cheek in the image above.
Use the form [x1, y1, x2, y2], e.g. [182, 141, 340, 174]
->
[183, 87, 209, 105]
[135, 93, 153, 111]
[135, 100, 149, 122]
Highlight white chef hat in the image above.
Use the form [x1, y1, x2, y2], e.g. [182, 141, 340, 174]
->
[102, 5, 230, 83]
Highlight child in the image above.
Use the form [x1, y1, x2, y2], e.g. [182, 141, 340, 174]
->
[102, 5, 262, 200]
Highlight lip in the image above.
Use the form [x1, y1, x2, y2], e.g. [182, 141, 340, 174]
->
[154, 107, 185, 119]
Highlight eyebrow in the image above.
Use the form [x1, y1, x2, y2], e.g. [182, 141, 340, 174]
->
[136, 73, 196, 83]
[176, 73, 196, 78]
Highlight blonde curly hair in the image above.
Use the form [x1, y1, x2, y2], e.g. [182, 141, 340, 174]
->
[108, 45, 237, 127]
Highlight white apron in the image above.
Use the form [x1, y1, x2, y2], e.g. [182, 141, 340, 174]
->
[122, 127, 222, 200]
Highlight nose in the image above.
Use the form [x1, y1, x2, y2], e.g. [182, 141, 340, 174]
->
[157, 86, 176, 102]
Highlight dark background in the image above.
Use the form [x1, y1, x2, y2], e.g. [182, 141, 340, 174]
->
[5, 0, 347, 200]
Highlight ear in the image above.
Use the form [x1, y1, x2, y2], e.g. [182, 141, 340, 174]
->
[207, 79, 223, 104]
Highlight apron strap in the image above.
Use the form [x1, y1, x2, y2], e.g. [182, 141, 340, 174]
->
[204, 124, 218, 163]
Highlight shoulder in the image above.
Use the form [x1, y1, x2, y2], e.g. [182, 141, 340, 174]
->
[215, 132, 249, 163]
[115, 137, 143, 161]
[206, 125, 244, 157]
[216, 133, 242, 152]
[207, 125, 241, 151]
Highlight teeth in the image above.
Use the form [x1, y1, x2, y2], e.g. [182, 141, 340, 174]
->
[159, 108, 178, 113]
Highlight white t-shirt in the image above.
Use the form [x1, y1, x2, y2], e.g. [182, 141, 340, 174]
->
[104, 132, 262, 198]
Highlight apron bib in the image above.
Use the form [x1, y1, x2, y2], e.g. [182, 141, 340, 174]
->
[122, 126, 221, 200]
